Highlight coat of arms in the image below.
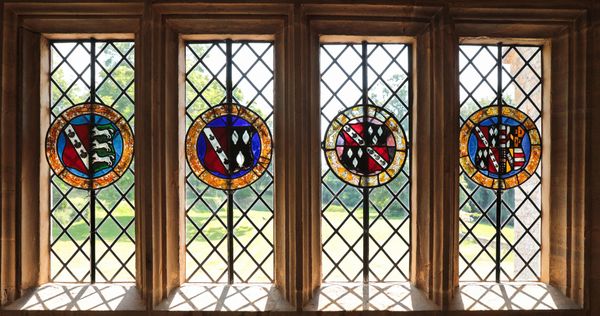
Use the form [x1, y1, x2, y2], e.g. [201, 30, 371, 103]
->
[46, 103, 134, 189]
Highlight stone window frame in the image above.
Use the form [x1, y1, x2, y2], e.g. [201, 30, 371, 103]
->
[0, 1, 592, 313]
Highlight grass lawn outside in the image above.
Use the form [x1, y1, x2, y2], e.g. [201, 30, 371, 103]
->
[50, 198, 530, 283]
[459, 213, 526, 281]
[51, 195, 135, 282]
[321, 204, 410, 282]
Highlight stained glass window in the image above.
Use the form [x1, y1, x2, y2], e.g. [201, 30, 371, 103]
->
[320, 42, 411, 282]
[185, 40, 275, 283]
[458, 44, 543, 281]
[48, 40, 136, 282]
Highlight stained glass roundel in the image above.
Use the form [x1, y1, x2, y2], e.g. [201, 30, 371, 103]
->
[46, 103, 134, 189]
[186, 103, 272, 191]
[459, 105, 541, 190]
[322, 105, 407, 188]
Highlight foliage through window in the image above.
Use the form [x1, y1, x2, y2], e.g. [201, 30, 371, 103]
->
[458, 44, 543, 281]
[185, 40, 275, 283]
[320, 42, 411, 282]
[48, 40, 136, 282]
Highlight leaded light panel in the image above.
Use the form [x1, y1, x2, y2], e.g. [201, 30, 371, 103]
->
[458, 44, 543, 281]
[185, 40, 275, 283]
[48, 40, 136, 282]
[320, 42, 411, 282]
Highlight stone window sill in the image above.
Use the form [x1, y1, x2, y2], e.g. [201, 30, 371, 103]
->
[303, 282, 439, 311]
[1, 283, 145, 311]
[449, 282, 581, 311]
[155, 283, 294, 311]
[3, 281, 579, 312]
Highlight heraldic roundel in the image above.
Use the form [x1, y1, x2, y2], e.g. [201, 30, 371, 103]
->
[46, 103, 134, 190]
[459, 105, 541, 190]
[322, 105, 407, 188]
[186, 103, 272, 191]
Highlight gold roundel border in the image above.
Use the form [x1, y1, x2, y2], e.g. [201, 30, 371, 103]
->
[45, 103, 134, 190]
[459, 105, 541, 190]
[185, 103, 273, 191]
[323, 105, 408, 188]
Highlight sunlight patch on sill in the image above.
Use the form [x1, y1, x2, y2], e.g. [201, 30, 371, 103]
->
[303, 282, 439, 311]
[156, 283, 294, 311]
[450, 282, 581, 311]
[1, 283, 144, 311]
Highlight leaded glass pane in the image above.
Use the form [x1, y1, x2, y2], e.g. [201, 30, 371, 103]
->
[320, 42, 411, 282]
[185, 41, 274, 283]
[458, 44, 542, 281]
[49, 41, 136, 282]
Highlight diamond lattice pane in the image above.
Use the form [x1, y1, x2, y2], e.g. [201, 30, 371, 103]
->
[458, 45, 542, 282]
[50, 180, 91, 282]
[49, 40, 136, 282]
[320, 43, 411, 282]
[185, 42, 274, 283]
